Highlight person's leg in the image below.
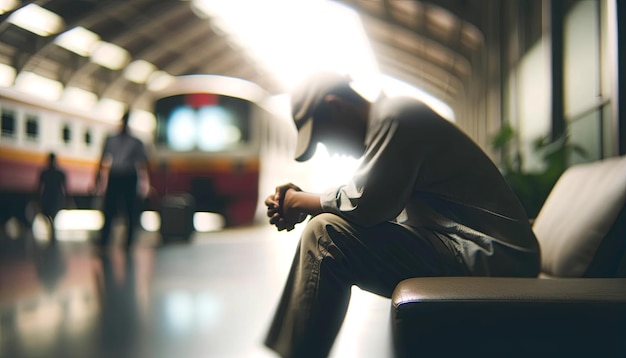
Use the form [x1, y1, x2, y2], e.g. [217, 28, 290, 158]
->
[121, 174, 138, 249]
[264, 213, 464, 358]
[99, 177, 119, 247]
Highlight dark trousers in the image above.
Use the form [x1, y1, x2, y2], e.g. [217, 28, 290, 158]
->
[100, 172, 138, 248]
[264, 213, 466, 358]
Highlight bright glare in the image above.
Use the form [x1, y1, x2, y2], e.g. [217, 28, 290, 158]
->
[168, 107, 196, 151]
[0, 63, 16, 86]
[32, 214, 51, 241]
[193, 212, 225, 232]
[91, 41, 130, 70]
[0, 0, 19, 14]
[96, 98, 126, 122]
[124, 60, 156, 84]
[129, 109, 157, 134]
[197, 106, 240, 151]
[4, 217, 21, 239]
[140, 211, 161, 232]
[153, 74, 267, 104]
[14, 72, 63, 101]
[54, 210, 104, 231]
[307, 143, 362, 192]
[381, 75, 455, 121]
[8, 3, 64, 36]
[192, 0, 380, 90]
[62, 86, 98, 110]
[55, 26, 100, 57]
[147, 71, 175, 92]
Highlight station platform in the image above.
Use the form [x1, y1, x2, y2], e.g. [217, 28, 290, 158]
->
[0, 222, 392, 358]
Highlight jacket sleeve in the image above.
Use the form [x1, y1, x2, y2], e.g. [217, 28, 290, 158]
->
[320, 115, 423, 227]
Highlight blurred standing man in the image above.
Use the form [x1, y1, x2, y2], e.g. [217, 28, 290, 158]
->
[38, 152, 67, 242]
[94, 110, 149, 251]
[264, 72, 541, 358]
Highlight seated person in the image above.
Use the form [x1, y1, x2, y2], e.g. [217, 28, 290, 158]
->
[263, 72, 540, 358]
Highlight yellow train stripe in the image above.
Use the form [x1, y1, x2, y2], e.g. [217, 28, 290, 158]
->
[0, 147, 98, 169]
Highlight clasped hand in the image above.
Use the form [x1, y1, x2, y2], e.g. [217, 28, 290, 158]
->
[265, 183, 307, 231]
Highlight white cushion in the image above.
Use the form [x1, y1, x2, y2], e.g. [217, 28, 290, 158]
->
[533, 156, 626, 277]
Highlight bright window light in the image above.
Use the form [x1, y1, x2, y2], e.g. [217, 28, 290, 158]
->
[167, 106, 196, 151]
[124, 60, 156, 84]
[91, 41, 130, 70]
[197, 106, 240, 151]
[193, 212, 225, 232]
[192, 0, 380, 90]
[147, 71, 175, 91]
[62, 86, 98, 110]
[55, 26, 100, 57]
[0, 63, 16, 87]
[0, 0, 19, 14]
[8, 3, 64, 36]
[14, 72, 63, 101]
[381, 75, 455, 121]
[140, 211, 161, 232]
[96, 98, 126, 122]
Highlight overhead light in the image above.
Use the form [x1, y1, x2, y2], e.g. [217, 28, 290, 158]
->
[96, 98, 126, 121]
[147, 70, 174, 91]
[129, 109, 157, 133]
[62, 86, 98, 110]
[14, 72, 63, 101]
[191, 0, 380, 90]
[90, 41, 130, 70]
[55, 26, 100, 57]
[7, 3, 64, 36]
[0, 63, 16, 87]
[124, 59, 156, 84]
[0, 0, 19, 14]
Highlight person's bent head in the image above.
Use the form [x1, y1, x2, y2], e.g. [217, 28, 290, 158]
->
[291, 72, 370, 162]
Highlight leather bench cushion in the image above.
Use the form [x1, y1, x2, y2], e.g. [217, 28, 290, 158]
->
[392, 277, 626, 357]
[532, 156, 626, 277]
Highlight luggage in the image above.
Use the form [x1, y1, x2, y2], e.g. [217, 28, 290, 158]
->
[159, 193, 195, 243]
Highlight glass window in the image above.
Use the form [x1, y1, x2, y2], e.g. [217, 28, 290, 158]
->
[84, 129, 92, 146]
[62, 123, 71, 144]
[154, 93, 251, 152]
[1, 108, 16, 137]
[569, 110, 601, 165]
[25, 114, 39, 140]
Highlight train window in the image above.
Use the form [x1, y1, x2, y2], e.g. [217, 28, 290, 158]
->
[62, 124, 71, 144]
[1, 109, 16, 138]
[154, 93, 252, 152]
[84, 129, 92, 146]
[25, 115, 39, 140]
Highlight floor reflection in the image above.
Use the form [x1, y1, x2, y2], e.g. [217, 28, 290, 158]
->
[1, 223, 391, 358]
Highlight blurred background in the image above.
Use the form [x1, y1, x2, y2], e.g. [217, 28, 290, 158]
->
[0, 0, 624, 357]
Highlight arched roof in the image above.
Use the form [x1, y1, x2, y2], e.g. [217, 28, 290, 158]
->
[0, 0, 487, 113]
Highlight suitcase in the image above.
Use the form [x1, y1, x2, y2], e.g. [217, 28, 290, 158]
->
[159, 193, 195, 243]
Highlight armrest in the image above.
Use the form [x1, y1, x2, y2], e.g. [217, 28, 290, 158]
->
[391, 277, 626, 358]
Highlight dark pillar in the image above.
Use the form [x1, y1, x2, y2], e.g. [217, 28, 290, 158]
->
[616, 0, 626, 155]
[549, 0, 565, 142]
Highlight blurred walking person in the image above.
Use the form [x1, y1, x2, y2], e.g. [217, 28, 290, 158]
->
[37, 152, 67, 243]
[94, 110, 149, 251]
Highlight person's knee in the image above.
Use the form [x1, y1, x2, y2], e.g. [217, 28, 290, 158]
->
[301, 213, 351, 247]
[303, 213, 341, 235]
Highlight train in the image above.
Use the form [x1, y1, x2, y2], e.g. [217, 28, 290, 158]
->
[0, 74, 301, 236]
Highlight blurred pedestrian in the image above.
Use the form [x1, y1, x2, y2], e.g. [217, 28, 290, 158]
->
[38, 152, 67, 243]
[94, 110, 149, 251]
